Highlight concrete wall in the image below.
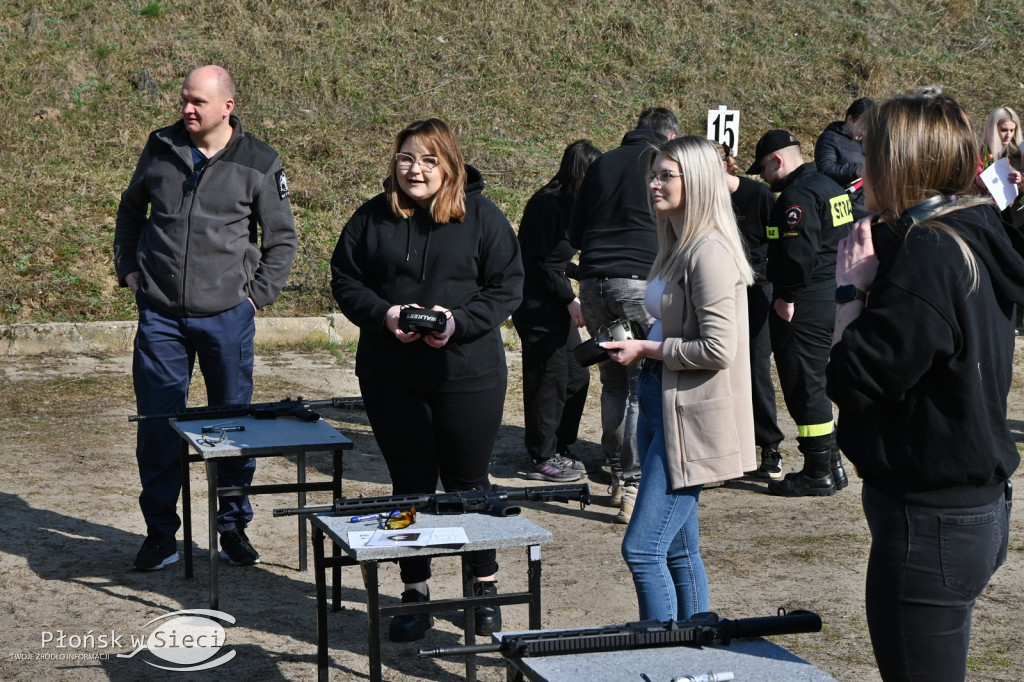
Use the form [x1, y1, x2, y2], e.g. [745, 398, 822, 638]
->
[0, 314, 361, 356]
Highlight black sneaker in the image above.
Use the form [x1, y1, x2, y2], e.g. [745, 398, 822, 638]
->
[473, 580, 502, 635]
[756, 445, 783, 480]
[219, 526, 260, 566]
[389, 588, 433, 642]
[134, 529, 179, 571]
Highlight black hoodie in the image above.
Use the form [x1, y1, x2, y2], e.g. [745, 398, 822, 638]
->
[827, 204, 1024, 505]
[331, 165, 523, 392]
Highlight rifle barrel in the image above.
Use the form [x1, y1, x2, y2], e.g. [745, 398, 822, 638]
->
[418, 642, 503, 658]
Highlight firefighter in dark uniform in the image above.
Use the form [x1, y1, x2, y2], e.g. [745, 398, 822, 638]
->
[747, 130, 853, 496]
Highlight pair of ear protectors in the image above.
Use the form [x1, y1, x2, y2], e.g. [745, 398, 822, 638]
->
[870, 194, 955, 255]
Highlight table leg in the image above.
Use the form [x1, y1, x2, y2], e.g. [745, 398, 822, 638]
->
[207, 460, 219, 610]
[181, 439, 193, 579]
[313, 525, 329, 682]
[297, 452, 307, 572]
[462, 556, 477, 682]
[362, 561, 382, 682]
[528, 545, 542, 630]
[332, 449, 342, 610]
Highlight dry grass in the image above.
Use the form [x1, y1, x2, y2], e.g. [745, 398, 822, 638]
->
[2, 0, 1023, 322]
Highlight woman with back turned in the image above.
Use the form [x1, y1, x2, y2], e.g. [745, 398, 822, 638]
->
[331, 118, 523, 642]
[512, 140, 601, 482]
[828, 94, 1023, 681]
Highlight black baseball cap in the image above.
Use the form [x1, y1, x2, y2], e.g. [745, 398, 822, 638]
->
[747, 129, 800, 175]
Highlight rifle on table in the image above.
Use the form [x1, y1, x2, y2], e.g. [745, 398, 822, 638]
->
[273, 483, 591, 518]
[128, 396, 364, 423]
[418, 608, 821, 659]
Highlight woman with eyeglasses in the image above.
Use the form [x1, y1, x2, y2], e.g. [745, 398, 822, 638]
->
[828, 94, 1023, 681]
[601, 136, 755, 620]
[331, 118, 523, 642]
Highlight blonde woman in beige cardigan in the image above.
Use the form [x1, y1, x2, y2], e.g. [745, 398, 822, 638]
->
[602, 135, 755, 620]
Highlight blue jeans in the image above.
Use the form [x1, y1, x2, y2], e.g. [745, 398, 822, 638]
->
[862, 482, 1011, 681]
[621, 361, 708, 621]
[580, 277, 652, 482]
[133, 296, 257, 535]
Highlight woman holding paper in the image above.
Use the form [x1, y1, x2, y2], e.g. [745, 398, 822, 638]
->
[979, 106, 1024, 227]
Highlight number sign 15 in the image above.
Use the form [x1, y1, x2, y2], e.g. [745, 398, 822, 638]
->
[707, 106, 740, 154]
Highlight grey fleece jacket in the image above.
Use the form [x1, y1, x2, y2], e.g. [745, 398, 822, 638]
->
[114, 114, 297, 316]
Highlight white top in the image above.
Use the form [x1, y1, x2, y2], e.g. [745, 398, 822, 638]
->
[644, 275, 667, 343]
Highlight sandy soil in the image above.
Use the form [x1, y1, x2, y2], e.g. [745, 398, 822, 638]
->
[1, 346, 1022, 681]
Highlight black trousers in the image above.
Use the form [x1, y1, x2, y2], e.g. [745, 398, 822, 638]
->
[862, 482, 1011, 681]
[747, 281, 784, 447]
[359, 376, 505, 583]
[518, 326, 589, 461]
[769, 284, 835, 435]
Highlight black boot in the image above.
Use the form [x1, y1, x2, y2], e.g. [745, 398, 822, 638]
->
[769, 435, 835, 497]
[829, 430, 849, 491]
[388, 588, 433, 642]
[473, 580, 503, 635]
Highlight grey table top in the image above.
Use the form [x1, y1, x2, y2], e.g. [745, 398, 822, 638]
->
[170, 415, 352, 460]
[494, 630, 837, 682]
[311, 510, 553, 562]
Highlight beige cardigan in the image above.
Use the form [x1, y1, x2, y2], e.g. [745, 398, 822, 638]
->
[658, 236, 756, 489]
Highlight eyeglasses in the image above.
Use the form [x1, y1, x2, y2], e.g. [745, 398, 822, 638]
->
[647, 170, 683, 187]
[395, 153, 440, 173]
[382, 508, 417, 530]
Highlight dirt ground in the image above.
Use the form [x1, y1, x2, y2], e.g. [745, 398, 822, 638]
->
[1, 344, 1022, 682]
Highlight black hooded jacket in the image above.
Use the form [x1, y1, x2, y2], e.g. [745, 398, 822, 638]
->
[827, 204, 1024, 506]
[330, 166, 523, 391]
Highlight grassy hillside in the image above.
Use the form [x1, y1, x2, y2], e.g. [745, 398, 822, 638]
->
[2, 0, 1022, 322]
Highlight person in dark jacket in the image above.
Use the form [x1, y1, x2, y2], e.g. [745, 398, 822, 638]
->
[331, 118, 523, 642]
[114, 65, 297, 571]
[568, 107, 678, 523]
[815, 97, 874, 219]
[828, 93, 1022, 682]
[513, 140, 601, 482]
[748, 130, 852, 497]
[714, 142, 784, 478]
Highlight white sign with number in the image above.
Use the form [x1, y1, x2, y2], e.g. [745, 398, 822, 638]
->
[707, 106, 740, 154]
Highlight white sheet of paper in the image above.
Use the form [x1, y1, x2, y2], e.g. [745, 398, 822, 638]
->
[367, 528, 434, 547]
[980, 157, 1019, 210]
[347, 530, 375, 548]
[426, 527, 469, 546]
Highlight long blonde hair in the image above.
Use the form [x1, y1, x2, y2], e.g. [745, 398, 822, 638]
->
[648, 136, 753, 286]
[981, 106, 1022, 160]
[861, 94, 985, 290]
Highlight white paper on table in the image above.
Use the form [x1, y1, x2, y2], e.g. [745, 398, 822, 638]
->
[980, 157, 1019, 210]
[367, 528, 434, 547]
[347, 530, 375, 548]
[426, 527, 469, 546]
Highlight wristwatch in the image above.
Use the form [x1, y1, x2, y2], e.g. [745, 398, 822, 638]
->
[835, 284, 867, 304]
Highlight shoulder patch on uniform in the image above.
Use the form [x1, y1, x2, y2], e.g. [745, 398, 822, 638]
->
[830, 194, 853, 227]
[276, 170, 289, 200]
[784, 205, 803, 229]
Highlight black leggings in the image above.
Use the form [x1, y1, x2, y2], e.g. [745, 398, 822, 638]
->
[359, 377, 506, 583]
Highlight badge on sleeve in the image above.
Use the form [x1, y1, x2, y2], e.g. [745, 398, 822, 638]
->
[784, 205, 803, 230]
[276, 170, 290, 200]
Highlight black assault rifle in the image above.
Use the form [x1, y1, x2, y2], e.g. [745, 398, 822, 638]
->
[418, 609, 821, 659]
[273, 483, 591, 518]
[128, 396, 364, 423]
